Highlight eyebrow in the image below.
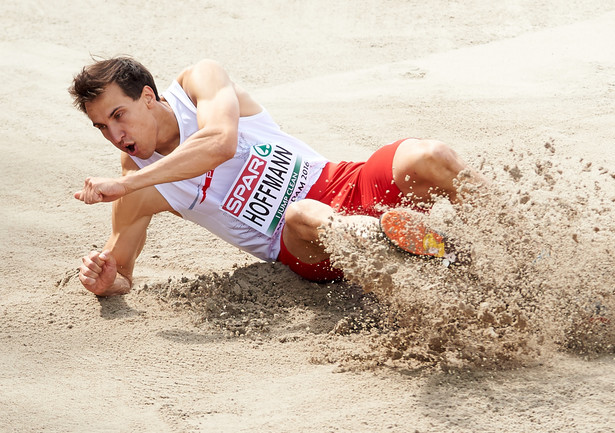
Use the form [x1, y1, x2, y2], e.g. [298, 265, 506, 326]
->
[108, 106, 122, 119]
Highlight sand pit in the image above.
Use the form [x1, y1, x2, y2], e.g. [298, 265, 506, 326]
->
[1, 2, 615, 432]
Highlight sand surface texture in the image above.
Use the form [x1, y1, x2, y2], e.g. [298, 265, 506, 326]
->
[1, 2, 614, 432]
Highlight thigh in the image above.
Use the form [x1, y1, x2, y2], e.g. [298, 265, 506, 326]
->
[306, 139, 415, 216]
[353, 139, 406, 216]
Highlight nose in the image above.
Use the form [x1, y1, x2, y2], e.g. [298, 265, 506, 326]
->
[107, 124, 125, 146]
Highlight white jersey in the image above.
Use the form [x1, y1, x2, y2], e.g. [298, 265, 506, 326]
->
[129, 80, 328, 261]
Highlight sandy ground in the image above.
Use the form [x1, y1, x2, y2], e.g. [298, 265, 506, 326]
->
[1, 1, 615, 432]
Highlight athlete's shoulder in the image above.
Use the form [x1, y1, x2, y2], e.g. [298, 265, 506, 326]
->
[176, 59, 228, 86]
[175, 60, 234, 108]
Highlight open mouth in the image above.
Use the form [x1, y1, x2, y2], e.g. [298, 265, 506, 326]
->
[126, 144, 136, 154]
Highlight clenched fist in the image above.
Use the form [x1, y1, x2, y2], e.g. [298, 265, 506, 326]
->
[74, 177, 128, 204]
[78, 250, 130, 296]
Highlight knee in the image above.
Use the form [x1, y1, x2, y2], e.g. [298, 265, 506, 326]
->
[284, 199, 335, 242]
[408, 140, 465, 183]
[284, 200, 305, 230]
[393, 139, 466, 199]
[415, 140, 457, 168]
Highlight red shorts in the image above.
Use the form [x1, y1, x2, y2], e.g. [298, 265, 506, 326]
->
[277, 139, 409, 282]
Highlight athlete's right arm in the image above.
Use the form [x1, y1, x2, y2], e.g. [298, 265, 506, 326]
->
[78, 155, 173, 296]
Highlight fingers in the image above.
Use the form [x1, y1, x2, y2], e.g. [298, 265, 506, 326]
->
[74, 177, 130, 204]
[74, 178, 103, 204]
[79, 250, 106, 286]
[78, 272, 97, 287]
[82, 252, 102, 271]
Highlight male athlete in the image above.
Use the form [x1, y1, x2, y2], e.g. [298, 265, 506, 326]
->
[70, 57, 474, 296]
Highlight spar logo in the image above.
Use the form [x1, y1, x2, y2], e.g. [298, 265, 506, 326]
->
[222, 151, 268, 216]
[221, 142, 303, 236]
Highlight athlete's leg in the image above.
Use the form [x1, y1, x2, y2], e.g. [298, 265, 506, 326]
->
[392, 138, 470, 205]
[384, 138, 481, 264]
[278, 139, 475, 280]
[282, 199, 376, 264]
[282, 199, 334, 264]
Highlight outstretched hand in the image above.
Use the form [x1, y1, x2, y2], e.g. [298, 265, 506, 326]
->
[74, 177, 128, 204]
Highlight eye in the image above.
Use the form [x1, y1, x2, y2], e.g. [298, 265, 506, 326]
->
[95, 124, 107, 130]
[114, 111, 123, 120]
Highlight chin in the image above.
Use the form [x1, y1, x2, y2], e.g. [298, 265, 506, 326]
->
[137, 149, 154, 160]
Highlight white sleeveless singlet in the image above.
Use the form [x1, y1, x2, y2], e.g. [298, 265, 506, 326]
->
[129, 81, 328, 261]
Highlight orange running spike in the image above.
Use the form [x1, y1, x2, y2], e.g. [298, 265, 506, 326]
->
[379, 209, 449, 259]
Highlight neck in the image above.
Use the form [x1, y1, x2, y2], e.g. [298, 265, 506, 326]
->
[154, 100, 180, 156]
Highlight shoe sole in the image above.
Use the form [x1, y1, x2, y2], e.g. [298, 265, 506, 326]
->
[379, 209, 447, 258]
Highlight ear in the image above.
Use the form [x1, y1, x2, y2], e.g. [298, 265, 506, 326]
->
[141, 85, 156, 107]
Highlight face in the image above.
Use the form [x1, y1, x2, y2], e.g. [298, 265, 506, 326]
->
[85, 82, 158, 159]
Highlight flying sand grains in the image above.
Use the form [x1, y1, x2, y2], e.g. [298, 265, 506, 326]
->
[321, 140, 615, 370]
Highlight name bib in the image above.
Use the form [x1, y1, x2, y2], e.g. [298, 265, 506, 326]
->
[221, 143, 310, 236]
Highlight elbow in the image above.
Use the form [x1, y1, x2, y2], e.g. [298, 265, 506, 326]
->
[217, 127, 238, 163]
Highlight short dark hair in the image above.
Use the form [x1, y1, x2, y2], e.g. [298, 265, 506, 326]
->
[69, 56, 160, 113]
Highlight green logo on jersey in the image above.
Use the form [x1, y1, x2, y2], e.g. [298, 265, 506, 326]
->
[253, 143, 273, 157]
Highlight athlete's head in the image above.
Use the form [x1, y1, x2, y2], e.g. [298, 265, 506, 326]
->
[69, 57, 160, 114]
[70, 57, 162, 159]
